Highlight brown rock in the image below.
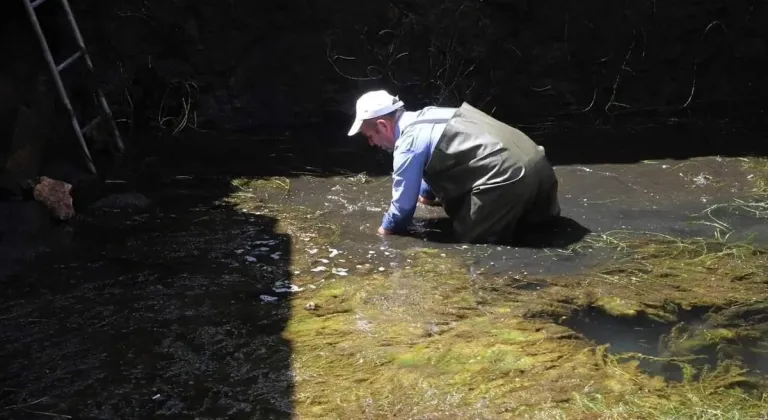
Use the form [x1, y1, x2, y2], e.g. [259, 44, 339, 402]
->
[33, 176, 75, 220]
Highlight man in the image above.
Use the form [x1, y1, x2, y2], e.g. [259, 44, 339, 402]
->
[347, 89, 561, 244]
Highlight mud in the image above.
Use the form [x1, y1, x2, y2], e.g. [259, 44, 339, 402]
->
[2, 148, 768, 418]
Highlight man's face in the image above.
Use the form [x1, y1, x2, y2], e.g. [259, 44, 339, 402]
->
[361, 118, 396, 152]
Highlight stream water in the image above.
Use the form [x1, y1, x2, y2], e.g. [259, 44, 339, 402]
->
[2, 145, 767, 418]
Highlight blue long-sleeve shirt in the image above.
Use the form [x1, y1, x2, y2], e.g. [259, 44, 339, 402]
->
[381, 106, 457, 232]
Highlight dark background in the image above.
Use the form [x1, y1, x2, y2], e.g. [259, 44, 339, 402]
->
[2, 0, 767, 186]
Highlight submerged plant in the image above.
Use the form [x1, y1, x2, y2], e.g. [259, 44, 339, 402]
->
[222, 173, 768, 419]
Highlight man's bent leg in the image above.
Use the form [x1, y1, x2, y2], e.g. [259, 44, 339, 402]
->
[453, 177, 538, 244]
[521, 155, 561, 225]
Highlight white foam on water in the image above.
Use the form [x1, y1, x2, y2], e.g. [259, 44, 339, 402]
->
[273, 284, 304, 293]
[260, 295, 278, 303]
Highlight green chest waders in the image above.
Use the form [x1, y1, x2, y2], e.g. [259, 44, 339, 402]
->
[421, 103, 561, 243]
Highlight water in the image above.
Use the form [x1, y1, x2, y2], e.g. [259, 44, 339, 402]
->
[279, 155, 768, 273]
[2, 152, 768, 418]
[563, 304, 768, 382]
[561, 305, 710, 382]
[0, 181, 295, 419]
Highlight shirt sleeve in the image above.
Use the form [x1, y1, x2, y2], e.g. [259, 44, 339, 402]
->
[419, 180, 436, 201]
[381, 141, 430, 232]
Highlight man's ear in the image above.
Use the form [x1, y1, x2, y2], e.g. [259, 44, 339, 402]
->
[375, 118, 393, 134]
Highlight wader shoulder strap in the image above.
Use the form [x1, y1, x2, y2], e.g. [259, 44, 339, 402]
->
[399, 107, 457, 134]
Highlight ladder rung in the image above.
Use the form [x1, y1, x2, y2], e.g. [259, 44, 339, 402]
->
[56, 50, 83, 72]
[31, 0, 49, 8]
[81, 116, 102, 134]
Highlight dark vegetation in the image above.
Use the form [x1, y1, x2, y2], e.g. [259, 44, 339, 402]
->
[71, 0, 768, 177]
[1, 0, 766, 189]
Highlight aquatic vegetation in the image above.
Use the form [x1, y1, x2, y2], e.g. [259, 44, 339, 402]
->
[741, 157, 768, 196]
[571, 384, 768, 420]
[231, 176, 291, 200]
[548, 231, 768, 310]
[224, 172, 768, 419]
[225, 177, 341, 246]
[281, 237, 768, 418]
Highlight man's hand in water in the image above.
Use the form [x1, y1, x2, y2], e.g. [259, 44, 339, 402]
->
[418, 195, 441, 207]
[380, 195, 439, 235]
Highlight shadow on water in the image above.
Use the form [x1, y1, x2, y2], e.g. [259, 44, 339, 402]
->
[0, 115, 408, 418]
[410, 215, 592, 249]
[0, 177, 295, 419]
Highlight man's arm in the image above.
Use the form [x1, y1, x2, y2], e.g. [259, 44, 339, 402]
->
[420, 180, 435, 200]
[379, 148, 429, 234]
[418, 180, 441, 206]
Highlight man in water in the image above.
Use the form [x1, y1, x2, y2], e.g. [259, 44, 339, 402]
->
[347, 89, 561, 244]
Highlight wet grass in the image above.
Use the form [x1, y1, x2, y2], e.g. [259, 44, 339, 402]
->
[548, 231, 768, 312]
[224, 165, 768, 419]
[280, 236, 768, 419]
[571, 386, 768, 420]
[741, 157, 768, 196]
[226, 177, 341, 245]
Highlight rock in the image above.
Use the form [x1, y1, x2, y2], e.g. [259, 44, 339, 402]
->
[32, 176, 75, 220]
[91, 192, 152, 210]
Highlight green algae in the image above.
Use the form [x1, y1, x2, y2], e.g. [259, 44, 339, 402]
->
[224, 175, 768, 419]
[572, 385, 768, 420]
[283, 242, 768, 418]
[593, 296, 645, 318]
[662, 324, 737, 357]
[224, 176, 341, 246]
[741, 157, 768, 196]
[542, 231, 768, 312]
[231, 176, 291, 198]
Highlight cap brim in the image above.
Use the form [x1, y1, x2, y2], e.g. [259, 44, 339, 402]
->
[347, 118, 363, 136]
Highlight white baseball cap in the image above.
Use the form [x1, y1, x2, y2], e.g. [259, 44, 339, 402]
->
[347, 90, 404, 136]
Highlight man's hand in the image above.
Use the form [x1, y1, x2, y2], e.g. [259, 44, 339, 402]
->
[418, 195, 441, 207]
[377, 226, 393, 235]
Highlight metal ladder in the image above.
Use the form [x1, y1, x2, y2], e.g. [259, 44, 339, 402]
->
[21, 0, 124, 175]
